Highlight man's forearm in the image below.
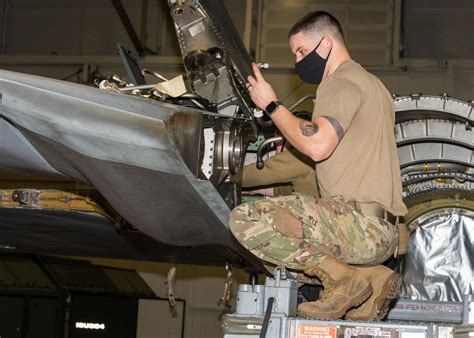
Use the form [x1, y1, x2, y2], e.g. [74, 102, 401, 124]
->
[245, 62, 338, 161]
[270, 106, 333, 162]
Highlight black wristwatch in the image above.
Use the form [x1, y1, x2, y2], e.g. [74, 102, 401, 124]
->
[265, 100, 282, 116]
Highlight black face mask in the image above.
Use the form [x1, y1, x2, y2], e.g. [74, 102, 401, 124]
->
[295, 37, 332, 84]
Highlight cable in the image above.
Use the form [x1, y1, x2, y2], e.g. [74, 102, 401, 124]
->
[259, 297, 275, 338]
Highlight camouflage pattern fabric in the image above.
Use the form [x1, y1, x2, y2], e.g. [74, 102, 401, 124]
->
[229, 194, 398, 270]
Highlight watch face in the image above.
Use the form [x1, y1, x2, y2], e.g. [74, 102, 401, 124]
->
[267, 102, 276, 114]
[266, 101, 281, 115]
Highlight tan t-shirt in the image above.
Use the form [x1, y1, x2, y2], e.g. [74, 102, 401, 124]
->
[312, 60, 407, 216]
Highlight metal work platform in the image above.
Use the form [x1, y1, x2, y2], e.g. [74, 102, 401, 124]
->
[222, 268, 474, 338]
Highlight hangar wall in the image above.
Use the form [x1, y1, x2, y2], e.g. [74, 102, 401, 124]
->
[0, 0, 472, 104]
[256, 0, 474, 110]
[87, 258, 251, 338]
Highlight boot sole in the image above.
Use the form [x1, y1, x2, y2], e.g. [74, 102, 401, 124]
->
[298, 286, 373, 320]
[346, 272, 401, 321]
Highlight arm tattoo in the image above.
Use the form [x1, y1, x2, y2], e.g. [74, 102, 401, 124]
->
[322, 116, 345, 142]
[299, 119, 319, 137]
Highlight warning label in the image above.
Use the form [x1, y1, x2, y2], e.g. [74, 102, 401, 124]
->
[338, 325, 399, 338]
[297, 324, 337, 338]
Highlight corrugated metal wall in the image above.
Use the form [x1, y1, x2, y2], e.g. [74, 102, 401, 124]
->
[402, 0, 474, 59]
[258, 0, 395, 67]
[0, 0, 179, 56]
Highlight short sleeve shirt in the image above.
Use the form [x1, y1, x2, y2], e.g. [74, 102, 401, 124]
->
[312, 60, 407, 216]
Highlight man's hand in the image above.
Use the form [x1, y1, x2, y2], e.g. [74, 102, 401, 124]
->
[247, 63, 278, 110]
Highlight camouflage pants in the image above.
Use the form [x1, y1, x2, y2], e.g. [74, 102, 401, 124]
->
[229, 194, 398, 270]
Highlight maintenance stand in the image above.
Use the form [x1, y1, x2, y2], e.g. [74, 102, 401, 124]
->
[222, 268, 474, 338]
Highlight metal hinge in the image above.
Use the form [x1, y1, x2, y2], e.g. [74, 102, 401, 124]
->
[11, 189, 41, 207]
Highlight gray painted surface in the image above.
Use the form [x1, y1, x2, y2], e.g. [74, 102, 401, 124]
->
[0, 69, 234, 248]
[0, 119, 64, 178]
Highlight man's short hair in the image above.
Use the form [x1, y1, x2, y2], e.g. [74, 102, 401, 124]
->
[288, 11, 345, 43]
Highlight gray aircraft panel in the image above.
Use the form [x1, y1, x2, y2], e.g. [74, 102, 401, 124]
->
[0, 119, 65, 179]
[0, 70, 234, 248]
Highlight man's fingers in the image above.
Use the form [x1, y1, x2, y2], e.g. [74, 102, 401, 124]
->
[247, 75, 257, 86]
[248, 62, 267, 84]
[252, 63, 264, 81]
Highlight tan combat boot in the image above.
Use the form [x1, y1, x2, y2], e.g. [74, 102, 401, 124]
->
[345, 265, 401, 321]
[297, 256, 373, 319]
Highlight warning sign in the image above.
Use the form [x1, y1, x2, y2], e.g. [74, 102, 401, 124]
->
[297, 324, 337, 338]
[338, 325, 399, 338]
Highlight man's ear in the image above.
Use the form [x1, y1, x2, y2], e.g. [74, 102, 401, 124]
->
[323, 35, 333, 50]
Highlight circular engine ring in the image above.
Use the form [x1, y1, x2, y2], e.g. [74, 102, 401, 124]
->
[394, 94, 473, 223]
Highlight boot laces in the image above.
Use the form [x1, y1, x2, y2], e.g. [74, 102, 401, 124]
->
[306, 266, 335, 303]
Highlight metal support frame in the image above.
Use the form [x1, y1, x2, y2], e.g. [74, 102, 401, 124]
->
[111, 0, 144, 55]
[111, 0, 155, 56]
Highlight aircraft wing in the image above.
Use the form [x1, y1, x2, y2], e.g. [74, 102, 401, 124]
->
[0, 68, 263, 268]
